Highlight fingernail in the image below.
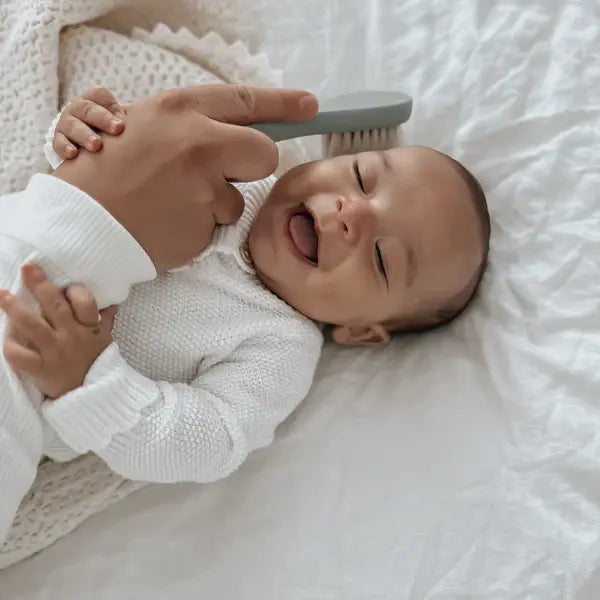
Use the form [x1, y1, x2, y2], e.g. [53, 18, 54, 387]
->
[299, 94, 318, 115]
[89, 135, 101, 149]
[66, 144, 77, 155]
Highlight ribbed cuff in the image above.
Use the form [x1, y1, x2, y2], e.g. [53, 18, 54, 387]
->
[0, 174, 156, 308]
[43, 111, 63, 170]
[42, 344, 157, 453]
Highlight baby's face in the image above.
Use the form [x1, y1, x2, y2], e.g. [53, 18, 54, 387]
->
[249, 146, 482, 345]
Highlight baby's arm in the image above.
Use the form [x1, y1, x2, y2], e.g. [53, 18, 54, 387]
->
[44, 87, 126, 170]
[3, 268, 321, 482]
[41, 329, 321, 483]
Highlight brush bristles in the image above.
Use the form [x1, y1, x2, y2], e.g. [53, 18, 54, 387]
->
[322, 126, 400, 158]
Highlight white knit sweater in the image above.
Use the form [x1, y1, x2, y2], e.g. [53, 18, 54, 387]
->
[42, 175, 323, 480]
[0, 0, 310, 559]
[0, 172, 322, 543]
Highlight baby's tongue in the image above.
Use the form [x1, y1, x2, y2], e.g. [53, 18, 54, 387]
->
[289, 213, 318, 261]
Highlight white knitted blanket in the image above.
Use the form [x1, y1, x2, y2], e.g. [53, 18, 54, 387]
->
[0, 0, 302, 569]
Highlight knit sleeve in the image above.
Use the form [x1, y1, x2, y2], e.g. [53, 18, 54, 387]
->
[0, 175, 155, 543]
[0, 175, 156, 309]
[42, 328, 323, 483]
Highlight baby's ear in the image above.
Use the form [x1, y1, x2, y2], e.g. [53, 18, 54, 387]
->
[331, 324, 390, 346]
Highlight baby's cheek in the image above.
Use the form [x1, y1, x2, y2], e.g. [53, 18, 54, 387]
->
[275, 165, 315, 202]
[328, 263, 371, 315]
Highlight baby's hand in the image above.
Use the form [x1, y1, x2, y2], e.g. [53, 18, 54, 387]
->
[53, 87, 126, 160]
[0, 264, 116, 399]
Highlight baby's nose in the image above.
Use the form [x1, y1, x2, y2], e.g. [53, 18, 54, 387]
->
[337, 196, 376, 244]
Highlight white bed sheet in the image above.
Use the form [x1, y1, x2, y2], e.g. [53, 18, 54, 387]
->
[1, 0, 599, 598]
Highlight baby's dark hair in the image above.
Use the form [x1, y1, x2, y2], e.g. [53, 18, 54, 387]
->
[401, 153, 490, 333]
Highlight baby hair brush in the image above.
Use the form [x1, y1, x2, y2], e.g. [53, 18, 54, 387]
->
[249, 90, 412, 158]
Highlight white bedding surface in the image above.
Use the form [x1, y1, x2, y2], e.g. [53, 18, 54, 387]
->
[1, 0, 599, 598]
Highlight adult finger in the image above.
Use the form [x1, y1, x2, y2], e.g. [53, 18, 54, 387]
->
[52, 133, 78, 160]
[210, 121, 278, 182]
[178, 84, 319, 125]
[0, 291, 55, 352]
[3, 339, 43, 375]
[212, 183, 245, 226]
[21, 264, 74, 329]
[69, 99, 124, 135]
[82, 87, 126, 119]
[65, 285, 99, 327]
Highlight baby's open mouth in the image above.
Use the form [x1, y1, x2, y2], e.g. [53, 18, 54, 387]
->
[289, 207, 319, 265]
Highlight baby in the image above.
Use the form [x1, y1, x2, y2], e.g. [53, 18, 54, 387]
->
[1, 88, 490, 483]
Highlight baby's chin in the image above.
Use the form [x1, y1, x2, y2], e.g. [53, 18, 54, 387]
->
[252, 258, 314, 318]
[248, 234, 320, 320]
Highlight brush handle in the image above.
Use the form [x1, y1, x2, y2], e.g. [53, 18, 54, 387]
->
[248, 90, 412, 142]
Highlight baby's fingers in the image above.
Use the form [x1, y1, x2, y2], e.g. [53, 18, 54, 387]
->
[93, 306, 117, 345]
[99, 306, 117, 332]
[68, 98, 124, 136]
[0, 291, 55, 352]
[65, 284, 99, 327]
[82, 87, 126, 120]
[52, 132, 79, 160]
[3, 338, 43, 375]
[56, 112, 102, 152]
[21, 264, 73, 329]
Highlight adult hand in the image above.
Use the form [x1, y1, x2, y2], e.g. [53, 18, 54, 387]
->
[54, 84, 318, 272]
